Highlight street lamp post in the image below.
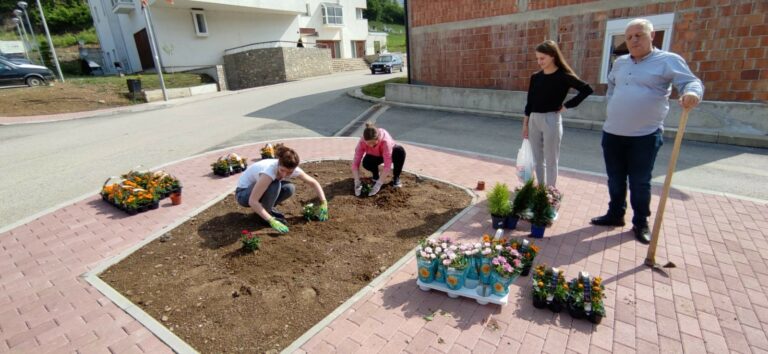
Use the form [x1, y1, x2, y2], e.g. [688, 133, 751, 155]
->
[16, 1, 45, 66]
[33, 0, 64, 82]
[11, 18, 31, 61]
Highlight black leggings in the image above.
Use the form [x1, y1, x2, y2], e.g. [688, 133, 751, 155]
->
[362, 145, 406, 181]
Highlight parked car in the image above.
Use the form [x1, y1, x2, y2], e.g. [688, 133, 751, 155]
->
[370, 54, 404, 74]
[0, 55, 32, 65]
[0, 58, 55, 87]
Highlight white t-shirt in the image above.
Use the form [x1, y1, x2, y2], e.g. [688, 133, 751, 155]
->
[236, 159, 303, 189]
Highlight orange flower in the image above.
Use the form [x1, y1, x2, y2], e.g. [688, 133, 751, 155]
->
[537, 281, 544, 287]
[563, 284, 569, 290]
[531, 245, 540, 253]
[594, 277, 602, 284]
[593, 286, 601, 292]
[494, 283, 504, 292]
[511, 242, 518, 249]
[482, 234, 491, 243]
[578, 283, 584, 289]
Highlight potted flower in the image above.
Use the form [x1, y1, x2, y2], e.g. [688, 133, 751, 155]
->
[442, 245, 469, 291]
[567, 272, 603, 320]
[433, 235, 452, 283]
[529, 185, 554, 238]
[588, 276, 606, 324]
[461, 242, 482, 289]
[416, 238, 440, 283]
[241, 230, 261, 252]
[212, 153, 248, 177]
[489, 246, 522, 296]
[476, 234, 495, 286]
[261, 143, 275, 159]
[531, 264, 548, 309]
[487, 182, 512, 229]
[511, 179, 535, 223]
[546, 185, 563, 221]
[510, 239, 540, 276]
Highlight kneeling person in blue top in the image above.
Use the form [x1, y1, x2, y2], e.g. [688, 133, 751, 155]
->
[235, 144, 328, 233]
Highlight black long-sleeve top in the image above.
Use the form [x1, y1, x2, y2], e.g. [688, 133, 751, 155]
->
[524, 68, 594, 117]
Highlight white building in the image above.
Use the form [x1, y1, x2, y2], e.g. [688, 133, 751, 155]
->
[87, 0, 375, 74]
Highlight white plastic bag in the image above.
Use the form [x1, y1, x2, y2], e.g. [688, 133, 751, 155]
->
[516, 139, 534, 182]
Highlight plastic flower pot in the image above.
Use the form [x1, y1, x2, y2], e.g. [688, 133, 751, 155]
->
[434, 264, 446, 283]
[445, 267, 467, 291]
[504, 215, 519, 230]
[476, 181, 485, 190]
[520, 264, 532, 277]
[530, 224, 546, 238]
[568, 302, 585, 319]
[170, 192, 182, 205]
[533, 295, 548, 309]
[465, 257, 479, 280]
[589, 312, 604, 325]
[417, 257, 437, 283]
[478, 257, 493, 285]
[490, 214, 505, 229]
[548, 298, 564, 313]
[490, 270, 517, 297]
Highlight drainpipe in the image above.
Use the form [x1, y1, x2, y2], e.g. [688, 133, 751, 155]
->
[404, 0, 411, 84]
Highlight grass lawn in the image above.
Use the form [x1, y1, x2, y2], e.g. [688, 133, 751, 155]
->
[66, 73, 209, 90]
[361, 76, 408, 98]
[369, 21, 406, 53]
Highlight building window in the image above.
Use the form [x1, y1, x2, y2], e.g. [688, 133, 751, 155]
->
[191, 10, 209, 37]
[322, 3, 343, 25]
[356, 8, 364, 20]
[600, 13, 674, 83]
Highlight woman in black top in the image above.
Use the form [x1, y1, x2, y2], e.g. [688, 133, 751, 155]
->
[523, 40, 593, 187]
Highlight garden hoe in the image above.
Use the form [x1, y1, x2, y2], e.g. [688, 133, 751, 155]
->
[644, 107, 693, 270]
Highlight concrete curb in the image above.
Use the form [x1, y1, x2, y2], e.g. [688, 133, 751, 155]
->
[348, 89, 768, 148]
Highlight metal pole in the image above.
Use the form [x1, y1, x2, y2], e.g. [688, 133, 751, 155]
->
[404, 0, 411, 84]
[12, 20, 31, 61]
[644, 108, 691, 267]
[13, 13, 31, 52]
[142, 3, 168, 101]
[19, 2, 45, 65]
[34, 0, 64, 82]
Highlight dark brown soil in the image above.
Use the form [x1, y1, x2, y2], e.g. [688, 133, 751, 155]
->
[100, 160, 472, 353]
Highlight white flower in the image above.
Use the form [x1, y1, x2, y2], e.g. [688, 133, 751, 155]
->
[442, 242, 448, 249]
[425, 247, 433, 253]
[435, 247, 442, 254]
[495, 245, 502, 251]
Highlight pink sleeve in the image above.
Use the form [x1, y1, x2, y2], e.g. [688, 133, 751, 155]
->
[351, 140, 365, 170]
[380, 138, 393, 175]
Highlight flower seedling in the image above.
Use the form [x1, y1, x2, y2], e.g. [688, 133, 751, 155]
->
[241, 230, 261, 252]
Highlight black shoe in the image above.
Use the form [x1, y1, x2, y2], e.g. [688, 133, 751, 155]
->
[270, 210, 285, 220]
[590, 214, 625, 227]
[633, 225, 651, 244]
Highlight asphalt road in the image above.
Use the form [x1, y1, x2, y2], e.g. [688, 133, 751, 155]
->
[1, 70, 766, 229]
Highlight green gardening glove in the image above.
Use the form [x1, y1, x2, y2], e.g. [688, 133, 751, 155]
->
[268, 217, 289, 233]
[318, 201, 329, 221]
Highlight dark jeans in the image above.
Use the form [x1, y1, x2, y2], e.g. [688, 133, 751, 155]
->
[362, 144, 406, 181]
[601, 129, 663, 227]
[235, 179, 295, 217]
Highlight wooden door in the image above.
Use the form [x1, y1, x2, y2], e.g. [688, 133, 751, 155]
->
[316, 40, 338, 58]
[133, 29, 154, 70]
[354, 41, 366, 58]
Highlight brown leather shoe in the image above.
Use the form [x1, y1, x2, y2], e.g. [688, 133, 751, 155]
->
[590, 214, 625, 227]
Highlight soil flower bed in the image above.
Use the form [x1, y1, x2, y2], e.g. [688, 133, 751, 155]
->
[100, 160, 472, 353]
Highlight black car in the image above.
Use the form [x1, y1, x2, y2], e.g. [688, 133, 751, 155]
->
[0, 58, 55, 87]
[370, 54, 404, 74]
[0, 55, 32, 65]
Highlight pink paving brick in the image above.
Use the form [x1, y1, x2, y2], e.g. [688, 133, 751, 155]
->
[0, 138, 766, 353]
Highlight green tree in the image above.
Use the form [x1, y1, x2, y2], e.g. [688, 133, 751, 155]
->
[365, 0, 383, 22]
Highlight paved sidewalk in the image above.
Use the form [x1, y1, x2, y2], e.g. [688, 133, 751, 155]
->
[1, 138, 767, 353]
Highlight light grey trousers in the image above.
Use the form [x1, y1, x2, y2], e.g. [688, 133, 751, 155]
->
[528, 112, 563, 186]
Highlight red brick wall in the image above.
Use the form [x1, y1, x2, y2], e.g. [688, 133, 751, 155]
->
[527, 0, 599, 11]
[410, 1, 519, 27]
[409, 0, 768, 102]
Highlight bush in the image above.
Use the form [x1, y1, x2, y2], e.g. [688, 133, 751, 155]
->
[487, 182, 512, 217]
[512, 179, 535, 218]
[529, 185, 553, 227]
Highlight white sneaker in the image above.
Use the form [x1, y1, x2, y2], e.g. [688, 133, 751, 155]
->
[369, 181, 383, 196]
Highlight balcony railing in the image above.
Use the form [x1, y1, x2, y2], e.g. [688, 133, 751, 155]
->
[112, 0, 135, 14]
